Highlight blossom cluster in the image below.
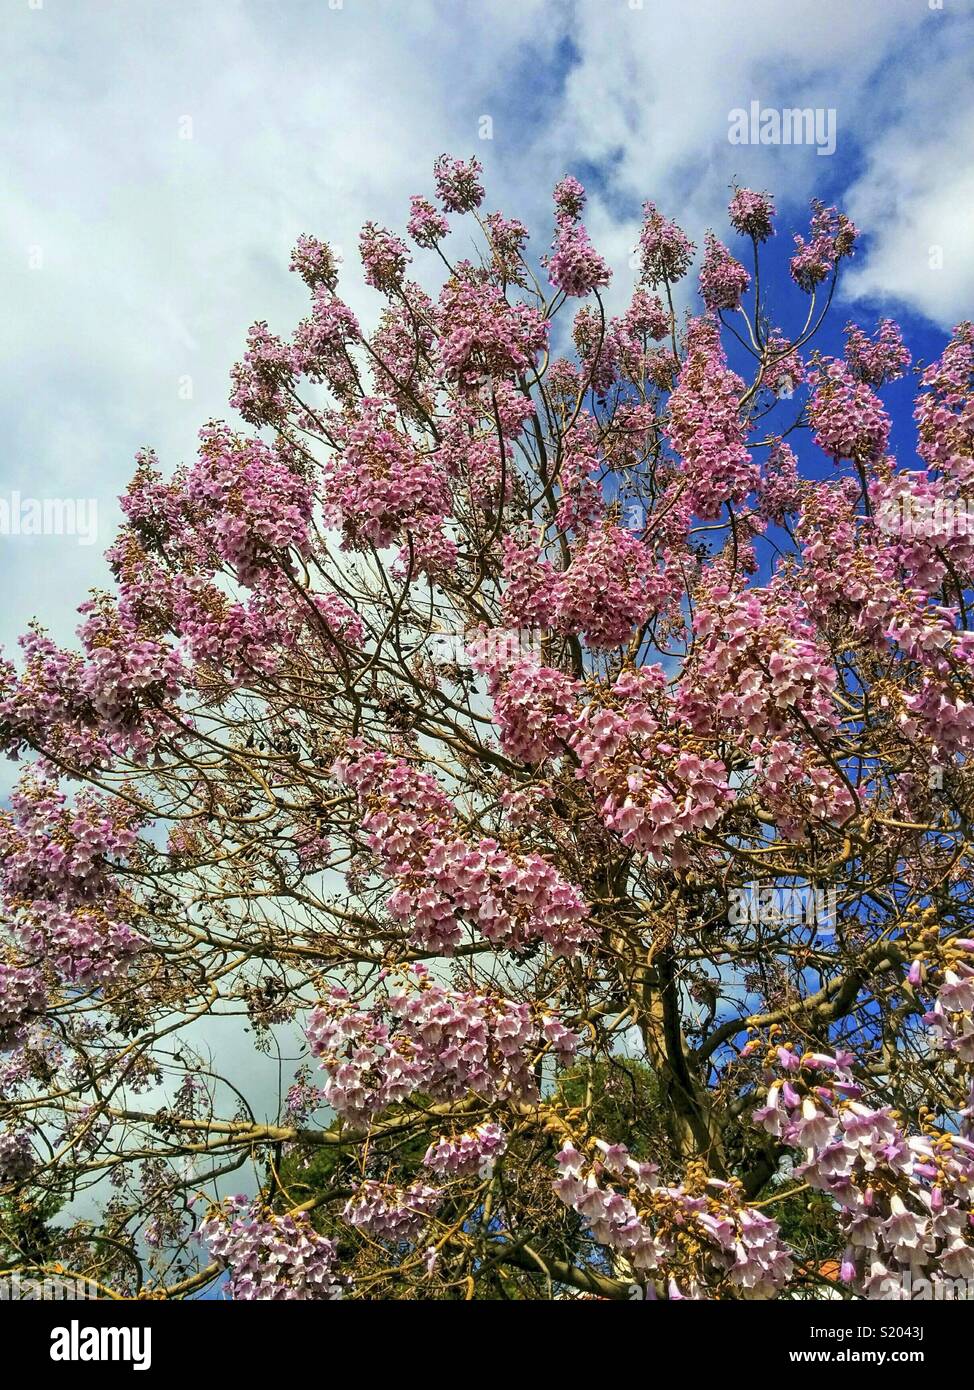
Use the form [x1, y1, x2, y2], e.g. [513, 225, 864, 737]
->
[0, 963, 46, 1049]
[480, 654, 580, 764]
[920, 940, 974, 1060]
[547, 178, 611, 300]
[637, 202, 695, 287]
[666, 317, 758, 518]
[698, 233, 750, 312]
[188, 425, 313, 585]
[845, 318, 911, 387]
[570, 665, 734, 863]
[323, 398, 454, 571]
[0, 777, 144, 986]
[342, 1180, 443, 1244]
[500, 525, 676, 652]
[289, 233, 341, 291]
[808, 359, 891, 464]
[423, 1122, 507, 1178]
[914, 322, 974, 488]
[553, 1139, 793, 1298]
[438, 279, 548, 393]
[728, 187, 776, 242]
[305, 968, 579, 1125]
[679, 583, 840, 742]
[0, 1129, 35, 1184]
[199, 1198, 344, 1300]
[789, 201, 859, 292]
[333, 741, 591, 954]
[433, 154, 485, 213]
[752, 1042, 974, 1296]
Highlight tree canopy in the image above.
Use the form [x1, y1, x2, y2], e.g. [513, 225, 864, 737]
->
[2, 157, 974, 1300]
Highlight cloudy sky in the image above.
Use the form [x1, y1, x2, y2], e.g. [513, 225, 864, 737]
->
[2, 0, 972, 1233]
[2, 0, 973, 656]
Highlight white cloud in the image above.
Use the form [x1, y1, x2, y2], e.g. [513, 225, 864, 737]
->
[0, 0, 558, 648]
[3, 0, 973, 1227]
[544, 0, 926, 206]
[842, 36, 974, 327]
[1, 0, 972, 666]
[536, 0, 974, 329]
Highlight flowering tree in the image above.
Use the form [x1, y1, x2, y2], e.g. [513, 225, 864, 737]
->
[2, 155, 974, 1300]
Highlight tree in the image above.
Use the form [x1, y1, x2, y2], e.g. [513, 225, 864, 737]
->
[1, 156, 973, 1300]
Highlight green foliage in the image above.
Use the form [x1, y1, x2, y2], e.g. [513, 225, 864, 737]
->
[771, 1182, 844, 1270]
[554, 1056, 666, 1158]
[0, 1186, 65, 1270]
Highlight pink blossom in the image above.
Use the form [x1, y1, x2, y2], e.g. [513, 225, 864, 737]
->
[728, 187, 776, 242]
[548, 222, 611, 298]
[698, 233, 750, 311]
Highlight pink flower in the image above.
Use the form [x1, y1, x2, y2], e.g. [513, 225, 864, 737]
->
[666, 317, 758, 518]
[359, 222, 411, 291]
[844, 318, 911, 387]
[407, 195, 449, 248]
[699, 233, 750, 311]
[808, 359, 891, 463]
[790, 200, 859, 291]
[552, 175, 586, 223]
[548, 223, 611, 298]
[728, 187, 776, 242]
[637, 202, 695, 287]
[433, 154, 484, 213]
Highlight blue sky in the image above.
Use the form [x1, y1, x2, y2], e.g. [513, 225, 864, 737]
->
[2, 0, 973, 661]
[3, 0, 973, 1247]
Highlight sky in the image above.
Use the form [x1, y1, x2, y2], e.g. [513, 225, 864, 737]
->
[3, 0, 973, 1245]
[2, 0, 973, 660]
